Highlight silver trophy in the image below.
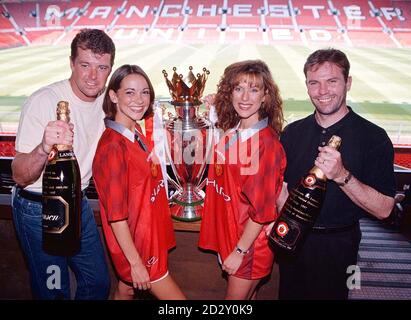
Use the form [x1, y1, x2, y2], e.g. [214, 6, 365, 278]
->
[162, 67, 213, 221]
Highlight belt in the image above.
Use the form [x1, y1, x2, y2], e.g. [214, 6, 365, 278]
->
[312, 223, 358, 234]
[17, 187, 86, 203]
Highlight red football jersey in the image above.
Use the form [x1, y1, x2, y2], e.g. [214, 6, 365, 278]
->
[199, 123, 286, 279]
[93, 124, 175, 283]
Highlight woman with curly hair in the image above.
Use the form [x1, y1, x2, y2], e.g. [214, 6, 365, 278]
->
[199, 60, 286, 299]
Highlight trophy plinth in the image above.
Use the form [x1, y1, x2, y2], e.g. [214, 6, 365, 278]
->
[162, 67, 212, 222]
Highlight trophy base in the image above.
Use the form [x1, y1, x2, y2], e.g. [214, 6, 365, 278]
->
[170, 203, 203, 222]
[169, 186, 204, 221]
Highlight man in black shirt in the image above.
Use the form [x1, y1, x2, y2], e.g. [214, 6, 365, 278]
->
[277, 48, 396, 299]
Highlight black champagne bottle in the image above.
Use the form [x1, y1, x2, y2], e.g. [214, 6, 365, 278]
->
[269, 135, 341, 253]
[42, 101, 81, 256]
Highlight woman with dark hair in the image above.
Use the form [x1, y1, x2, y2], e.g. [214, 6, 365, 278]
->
[92, 64, 185, 300]
[199, 60, 286, 299]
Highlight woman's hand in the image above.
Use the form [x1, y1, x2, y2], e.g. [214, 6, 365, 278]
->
[222, 250, 244, 275]
[130, 260, 151, 291]
[203, 94, 216, 110]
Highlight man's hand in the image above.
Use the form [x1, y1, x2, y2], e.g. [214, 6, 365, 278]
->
[42, 120, 74, 154]
[12, 121, 74, 187]
[315, 146, 348, 183]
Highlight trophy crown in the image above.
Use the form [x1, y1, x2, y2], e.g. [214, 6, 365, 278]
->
[162, 66, 210, 105]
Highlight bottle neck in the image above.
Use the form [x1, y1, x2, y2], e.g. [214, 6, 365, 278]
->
[58, 113, 70, 123]
[309, 166, 327, 181]
[56, 144, 73, 152]
[56, 110, 72, 152]
[308, 134, 341, 181]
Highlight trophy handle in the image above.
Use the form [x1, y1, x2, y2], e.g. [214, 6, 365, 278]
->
[167, 175, 182, 193]
[167, 112, 175, 121]
[194, 122, 214, 189]
[163, 127, 183, 188]
[197, 176, 207, 191]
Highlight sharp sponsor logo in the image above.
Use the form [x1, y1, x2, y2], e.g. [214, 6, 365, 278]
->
[205, 178, 231, 202]
[151, 179, 165, 203]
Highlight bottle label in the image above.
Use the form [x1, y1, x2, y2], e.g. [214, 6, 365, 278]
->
[270, 218, 303, 251]
[58, 150, 75, 158]
[275, 221, 290, 237]
[302, 174, 316, 187]
[42, 196, 69, 233]
[301, 174, 325, 191]
[47, 150, 76, 164]
[283, 188, 321, 223]
[269, 175, 325, 252]
[47, 148, 57, 162]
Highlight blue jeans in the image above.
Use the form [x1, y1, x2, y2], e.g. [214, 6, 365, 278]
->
[12, 186, 110, 300]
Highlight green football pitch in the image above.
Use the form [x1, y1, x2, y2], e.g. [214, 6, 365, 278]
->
[0, 43, 410, 144]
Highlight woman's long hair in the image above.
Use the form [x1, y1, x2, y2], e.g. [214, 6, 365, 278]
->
[214, 60, 284, 136]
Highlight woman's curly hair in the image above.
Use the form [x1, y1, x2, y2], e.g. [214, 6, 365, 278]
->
[214, 60, 284, 136]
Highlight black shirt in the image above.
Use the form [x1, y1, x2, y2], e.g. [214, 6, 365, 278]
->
[280, 107, 396, 227]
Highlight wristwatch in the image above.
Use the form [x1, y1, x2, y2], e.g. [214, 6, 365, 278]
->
[336, 171, 352, 187]
[235, 246, 249, 255]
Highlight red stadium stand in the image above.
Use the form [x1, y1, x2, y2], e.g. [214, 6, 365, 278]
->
[1, 9, 15, 30]
[0, 141, 15, 158]
[186, 0, 223, 28]
[332, 0, 383, 31]
[293, 0, 338, 30]
[348, 29, 394, 46]
[303, 29, 348, 46]
[395, 31, 411, 46]
[51, 29, 84, 45]
[3, 2, 38, 29]
[24, 29, 64, 45]
[155, 0, 186, 29]
[394, 145, 411, 169]
[0, 0, 410, 48]
[264, 0, 294, 29]
[266, 28, 302, 45]
[178, 27, 221, 43]
[37, 0, 87, 29]
[222, 27, 261, 44]
[372, 0, 411, 31]
[73, 0, 121, 28]
[113, 0, 159, 29]
[225, 0, 263, 28]
[0, 32, 24, 48]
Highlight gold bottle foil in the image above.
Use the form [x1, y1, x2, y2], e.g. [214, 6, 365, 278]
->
[309, 135, 342, 180]
[56, 101, 72, 152]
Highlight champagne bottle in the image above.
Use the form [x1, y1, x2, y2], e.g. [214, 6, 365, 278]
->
[42, 101, 81, 256]
[269, 135, 341, 253]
